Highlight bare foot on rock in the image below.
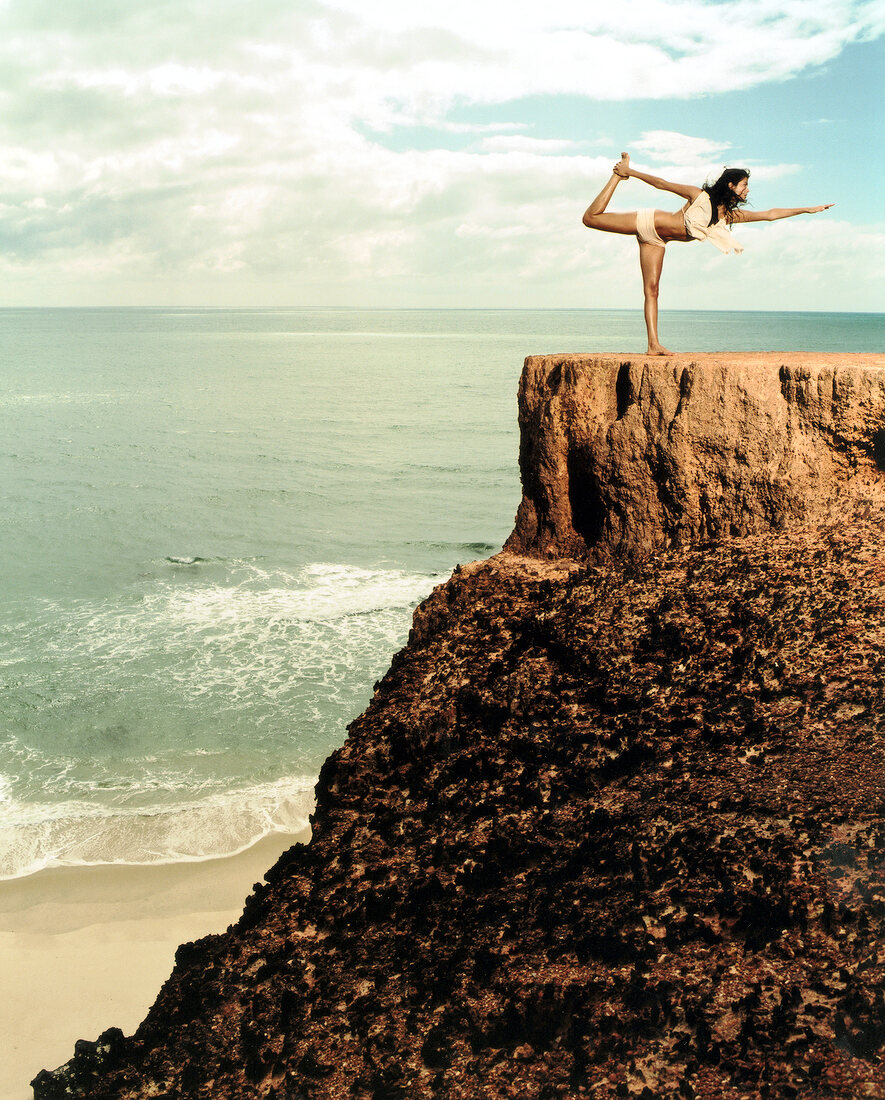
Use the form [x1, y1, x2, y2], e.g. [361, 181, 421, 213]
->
[646, 345, 675, 356]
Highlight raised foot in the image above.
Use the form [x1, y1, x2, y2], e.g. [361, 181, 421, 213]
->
[613, 152, 630, 179]
[646, 345, 675, 356]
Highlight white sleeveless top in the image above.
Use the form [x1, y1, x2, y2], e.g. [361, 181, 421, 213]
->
[683, 192, 744, 254]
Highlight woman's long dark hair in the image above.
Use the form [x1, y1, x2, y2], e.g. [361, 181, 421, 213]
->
[704, 167, 750, 224]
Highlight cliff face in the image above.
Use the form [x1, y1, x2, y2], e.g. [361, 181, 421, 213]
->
[34, 354, 885, 1100]
[506, 354, 885, 560]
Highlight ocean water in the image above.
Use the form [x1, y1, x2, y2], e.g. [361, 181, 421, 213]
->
[0, 308, 881, 879]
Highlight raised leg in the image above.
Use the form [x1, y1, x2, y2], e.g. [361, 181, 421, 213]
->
[582, 152, 637, 234]
[638, 242, 673, 355]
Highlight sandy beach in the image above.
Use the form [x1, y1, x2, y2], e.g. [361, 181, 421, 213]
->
[0, 829, 310, 1100]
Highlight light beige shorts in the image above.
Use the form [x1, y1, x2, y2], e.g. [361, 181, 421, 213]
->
[636, 208, 666, 248]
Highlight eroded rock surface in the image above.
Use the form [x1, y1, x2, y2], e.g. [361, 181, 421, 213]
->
[34, 355, 885, 1100]
[506, 354, 885, 561]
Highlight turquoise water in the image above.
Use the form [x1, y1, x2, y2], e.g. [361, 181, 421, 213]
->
[0, 308, 881, 878]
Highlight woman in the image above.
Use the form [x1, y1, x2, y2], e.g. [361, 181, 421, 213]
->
[582, 153, 834, 355]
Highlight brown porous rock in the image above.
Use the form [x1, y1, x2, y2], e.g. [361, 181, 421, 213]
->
[33, 354, 885, 1100]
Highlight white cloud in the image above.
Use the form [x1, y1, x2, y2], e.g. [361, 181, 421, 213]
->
[625, 132, 803, 186]
[661, 216, 885, 313]
[39, 62, 233, 98]
[477, 136, 580, 155]
[0, 0, 880, 306]
[441, 122, 528, 135]
[632, 132, 734, 166]
[312, 0, 885, 112]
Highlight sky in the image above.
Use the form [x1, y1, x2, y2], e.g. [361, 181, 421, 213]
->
[0, 0, 883, 311]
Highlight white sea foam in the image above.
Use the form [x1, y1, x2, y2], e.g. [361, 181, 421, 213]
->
[17, 561, 436, 693]
[100, 564, 421, 703]
[51, 560, 434, 634]
[0, 775, 315, 880]
[0, 562, 439, 878]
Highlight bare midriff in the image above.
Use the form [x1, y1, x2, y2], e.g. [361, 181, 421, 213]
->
[652, 209, 694, 243]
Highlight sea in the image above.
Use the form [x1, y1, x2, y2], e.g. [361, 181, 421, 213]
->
[1, 308, 881, 881]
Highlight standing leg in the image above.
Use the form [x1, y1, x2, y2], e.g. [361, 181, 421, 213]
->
[639, 242, 673, 356]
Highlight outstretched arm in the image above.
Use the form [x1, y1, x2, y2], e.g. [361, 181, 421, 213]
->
[733, 204, 835, 223]
[619, 166, 703, 203]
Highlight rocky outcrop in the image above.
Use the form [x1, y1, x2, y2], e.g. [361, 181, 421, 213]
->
[34, 355, 885, 1100]
[506, 353, 885, 560]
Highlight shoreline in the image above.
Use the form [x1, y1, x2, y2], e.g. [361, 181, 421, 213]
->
[0, 828, 310, 1100]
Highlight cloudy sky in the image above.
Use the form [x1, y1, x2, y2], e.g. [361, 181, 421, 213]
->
[1, 0, 883, 310]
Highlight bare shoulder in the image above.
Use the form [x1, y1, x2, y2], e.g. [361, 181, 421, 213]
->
[673, 183, 704, 203]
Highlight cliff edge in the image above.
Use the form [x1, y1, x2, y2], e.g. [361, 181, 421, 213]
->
[506, 353, 885, 560]
[34, 354, 885, 1100]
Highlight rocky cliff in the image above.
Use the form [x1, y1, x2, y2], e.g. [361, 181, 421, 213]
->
[507, 354, 885, 560]
[34, 354, 885, 1100]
